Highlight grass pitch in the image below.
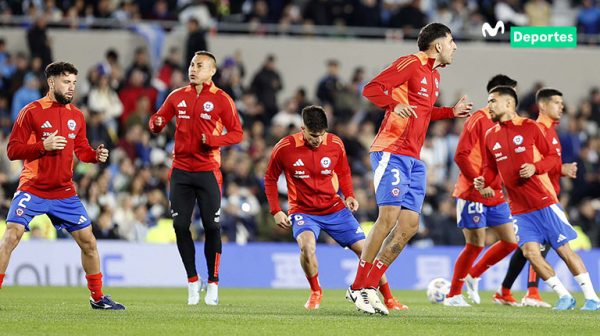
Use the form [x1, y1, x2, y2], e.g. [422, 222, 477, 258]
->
[0, 287, 597, 335]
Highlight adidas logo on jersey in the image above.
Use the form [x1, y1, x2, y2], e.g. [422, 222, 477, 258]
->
[78, 215, 87, 224]
[41, 121, 53, 128]
[492, 142, 502, 150]
[552, 137, 558, 145]
[293, 159, 304, 167]
[557, 234, 567, 243]
[421, 77, 427, 85]
[177, 100, 187, 108]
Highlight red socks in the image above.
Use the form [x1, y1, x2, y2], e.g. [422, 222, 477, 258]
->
[85, 273, 104, 302]
[379, 281, 393, 301]
[469, 240, 518, 278]
[0, 273, 5, 289]
[448, 243, 483, 297]
[351, 259, 372, 290]
[188, 275, 199, 283]
[307, 273, 321, 292]
[365, 260, 388, 289]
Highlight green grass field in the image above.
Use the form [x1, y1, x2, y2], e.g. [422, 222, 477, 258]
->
[0, 287, 597, 335]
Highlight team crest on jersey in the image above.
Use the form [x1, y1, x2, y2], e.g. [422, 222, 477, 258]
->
[473, 216, 480, 223]
[513, 135, 523, 145]
[16, 208, 24, 216]
[67, 119, 76, 131]
[320, 157, 331, 168]
[391, 188, 400, 197]
[294, 215, 303, 221]
[203, 101, 214, 112]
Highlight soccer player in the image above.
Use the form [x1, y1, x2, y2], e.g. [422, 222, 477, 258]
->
[264, 105, 406, 314]
[149, 51, 243, 305]
[496, 88, 578, 308]
[474, 86, 600, 311]
[346, 23, 473, 314]
[0, 61, 124, 310]
[445, 75, 520, 307]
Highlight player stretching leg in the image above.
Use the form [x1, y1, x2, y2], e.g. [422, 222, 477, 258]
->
[0, 62, 124, 310]
[346, 23, 472, 314]
[475, 86, 600, 311]
[445, 75, 520, 307]
[265, 106, 406, 313]
[497, 88, 577, 308]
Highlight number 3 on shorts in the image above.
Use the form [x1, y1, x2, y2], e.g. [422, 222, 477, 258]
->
[391, 168, 400, 186]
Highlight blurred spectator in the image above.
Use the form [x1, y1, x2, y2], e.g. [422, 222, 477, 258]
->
[92, 209, 120, 239]
[155, 46, 183, 91]
[316, 59, 342, 108]
[27, 15, 53, 68]
[126, 47, 153, 87]
[185, 17, 208, 64]
[11, 72, 41, 121]
[525, 0, 551, 26]
[88, 73, 124, 129]
[250, 54, 283, 122]
[577, 0, 600, 35]
[271, 98, 302, 129]
[118, 68, 157, 127]
[494, 0, 529, 28]
[86, 109, 116, 150]
[390, 0, 428, 35]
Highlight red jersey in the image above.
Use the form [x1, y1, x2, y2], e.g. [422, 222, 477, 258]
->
[482, 116, 561, 215]
[537, 114, 562, 195]
[264, 132, 354, 216]
[453, 108, 505, 205]
[363, 52, 455, 159]
[149, 82, 243, 172]
[7, 96, 97, 199]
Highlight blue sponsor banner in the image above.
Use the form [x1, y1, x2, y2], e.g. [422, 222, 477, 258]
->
[6, 241, 600, 291]
[208, 244, 600, 292]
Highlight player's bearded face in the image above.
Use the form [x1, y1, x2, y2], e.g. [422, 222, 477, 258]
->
[439, 34, 457, 65]
[51, 74, 76, 104]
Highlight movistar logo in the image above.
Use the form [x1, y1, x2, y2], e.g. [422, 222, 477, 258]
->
[482, 21, 505, 37]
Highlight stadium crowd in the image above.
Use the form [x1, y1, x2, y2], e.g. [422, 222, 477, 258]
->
[0, 1, 599, 247]
[0, 0, 599, 40]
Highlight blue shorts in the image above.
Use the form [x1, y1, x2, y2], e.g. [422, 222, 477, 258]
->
[513, 204, 577, 250]
[6, 191, 91, 232]
[456, 199, 512, 229]
[370, 152, 426, 213]
[291, 208, 365, 248]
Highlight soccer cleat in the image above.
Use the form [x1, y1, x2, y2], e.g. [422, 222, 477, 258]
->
[205, 282, 219, 305]
[492, 292, 520, 306]
[90, 295, 125, 310]
[385, 297, 408, 311]
[363, 288, 389, 315]
[580, 299, 600, 311]
[443, 295, 471, 307]
[464, 274, 481, 304]
[188, 280, 207, 305]
[553, 295, 576, 311]
[304, 290, 322, 310]
[521, 293, 551, 308]
[345, 287, 376, 315]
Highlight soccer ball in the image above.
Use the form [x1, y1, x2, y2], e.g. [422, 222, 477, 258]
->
[426, 278, 451, 304]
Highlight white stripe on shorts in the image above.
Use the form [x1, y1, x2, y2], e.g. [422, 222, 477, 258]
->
[456, 198, 466, 224]
[550, 204, 574, 229]
[373, 152, 391, 193]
